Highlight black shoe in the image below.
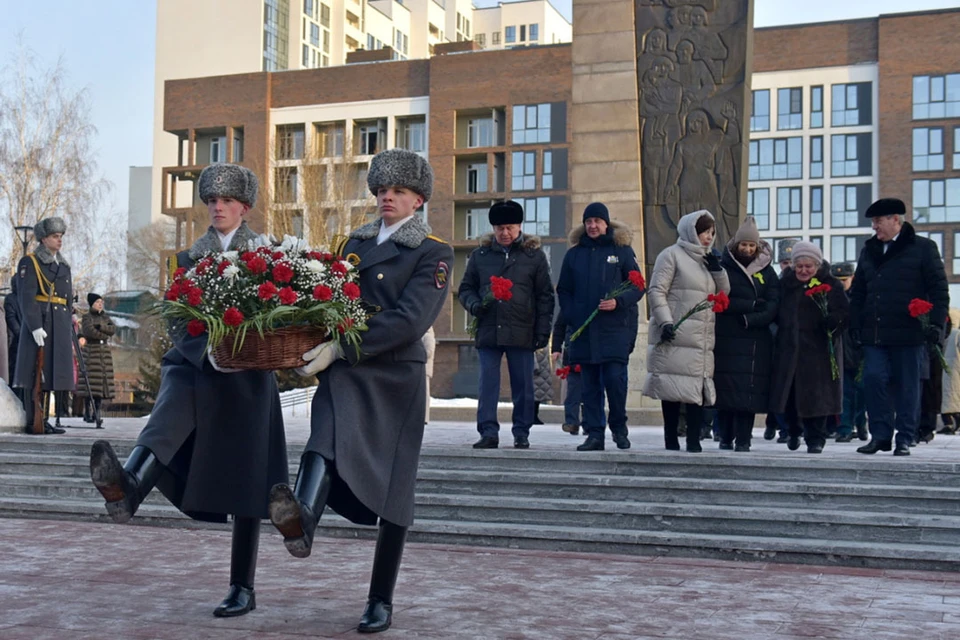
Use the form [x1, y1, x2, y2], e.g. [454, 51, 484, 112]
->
[807, 444, 824, 454]
[613, 434, 630, 450]
[561, 423, 580, 436]
[213, 584, 256, 618]
[734, 444, 750, 452]
[857, 439, 892, 454]
[42, 423, 65, 434]
[787, 436, 801, 451]
[513, 436, 529, 449]
[532, 417, 544, 425]
[835, 433, 854, 443]
[472, 436, 499, 449]
[358, 597, 392, 634]
[577, 437, 604, 451]
[686, 441, 702, 453]
[776, 433, 789, 444]
[718, 442, 733, 451]
[893, 443, 911, 456]
[857, 425, 869, 441]
[763, 425, 776, 440]
[919, 432, 935, 444]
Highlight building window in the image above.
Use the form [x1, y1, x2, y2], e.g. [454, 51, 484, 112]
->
[396, 119, 426, 153]
[520, 25, 526, 42]
[262, 0, 289, 72]
[310, 23, 320, 47]
[750, 89, 769, 132]
[476, 33, 485, 47]
[810, 85, 823, 128]
[543, 150, 554, 189]
[304, 0, 315, 19]
[511, 151, 536, 191]
[810, 186, 823, 229]
[323, 29, 329, 53]
[913, 127, 944, 171]
[467, 163, 488, 194]
[492, 31, 500, 45]
[831, 133, 871, 177]
[747, 188, 769, 231]
[466, 208, 492, 239]
[777, 87, 802, 130]
[916, 231, 944, 259]
[776, 187, 802, 230]
[467, 117, 494, 148]
[530, 23, 539, 41]
[520, 197, 551, 237]
[831, 82, 872, 127]
[505, 26, 516, 44]
[810, 236, 823, 250]
[316, 123, 344, 157]
[210, 137, 225, 163]
[276, 124, 305, 160]
[913, 74, 960, 120]
[355, 120, 385, 155]
[302, 44, 310, 67]
[831, 236, 864, 264]
[954, 233, 960, 272]
[810, 136, 823, 179]
[320, 3, 330, 27]
[748, 137, 802, 181]
[913, 178, 960, 223]
[830, 184, 866, 228]
[513, 103, 552, 144]
[275, 167, 298, 203]
[955, 129, 960, 169]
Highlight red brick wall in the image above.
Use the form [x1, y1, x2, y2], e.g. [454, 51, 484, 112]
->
[753, 19, 877, 73]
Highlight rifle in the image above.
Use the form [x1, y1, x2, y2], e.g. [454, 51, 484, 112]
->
[32, 345, 44, 435]
[71, 322, 100, 427]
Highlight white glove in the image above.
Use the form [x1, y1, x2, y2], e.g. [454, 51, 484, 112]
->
[295, 340, 344, 377]
[32, 328, 47, 347]
[207, 348, 242, 374]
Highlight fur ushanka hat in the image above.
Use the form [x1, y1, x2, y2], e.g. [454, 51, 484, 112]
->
[34, 217, 67, 241]
[367, 148, 434, 202]
[198, 163, 259, 207]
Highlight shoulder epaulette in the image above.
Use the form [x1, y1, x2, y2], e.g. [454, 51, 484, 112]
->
[331, 234, 350, 258]
[426, 234, 448, 245]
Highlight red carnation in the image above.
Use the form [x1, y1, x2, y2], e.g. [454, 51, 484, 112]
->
[278, 286, 298, 305]
[195, 259, 212, 275]
[223, 307, 244, 327]
[323, 252, 335, 261]
[180, 278, 195, 290]
[628, 270, 645, 290]
[272, 262, 294, 283]
[555, 366, 571, 380]
[490, 276, 514, 302]
[241, 251, 256, 262]
[246, 256, 268, 274]
[186, 319, 206, 337]
[331, 261, 348, 277]
[173, 267, 187, 280]
[272, 251, 285, 261]
[258, 281, 278, 300]
[217, 260, 231, 275]
[313, 284, 333, 301]
[338, 317, 355, 333]
[164, 283, 181, 301]
[342, 282, 361, 300]
[574, 364, 582, 373]
[909, 298, 934, 318]
[707, 291, 730, 313]
[186, 287, 203, 307]
[308, 251, 324, 261]
[257, 246, 272, 255]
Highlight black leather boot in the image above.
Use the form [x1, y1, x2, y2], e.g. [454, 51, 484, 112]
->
[90, 441, 162, 523]
[214, 516, 259, 617]
[357, 520, 408, 634]
[857, 439, 892, 454]
[268, 451, 330, 558]
[94, 399, 104, 429]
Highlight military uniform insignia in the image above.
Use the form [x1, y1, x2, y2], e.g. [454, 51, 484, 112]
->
[19, 263, 27, 279]
[434, 261, 449, 289]
[346, 252, 361, 267]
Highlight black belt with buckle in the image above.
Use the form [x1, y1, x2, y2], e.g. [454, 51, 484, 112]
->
[88, 339, 107, 344]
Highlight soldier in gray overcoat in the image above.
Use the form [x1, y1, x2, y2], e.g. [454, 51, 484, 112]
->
[88, 163, 287, 618]
[268, 148, 453, 634]
[13, 217, 74, 434]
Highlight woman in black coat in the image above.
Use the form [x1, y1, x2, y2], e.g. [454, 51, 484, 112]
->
[713, 217, 780, 452]
[769, 242, 850, 453]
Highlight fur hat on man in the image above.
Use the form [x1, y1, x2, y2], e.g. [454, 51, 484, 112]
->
[489, 200, 524, 226]
[865, 197, 906, 218]
[87, 293, 103, 307]
[791, 241, 823, 265]
[830, 262, 855, 279]
[367, 148, 434, 202]
[777, 238, 799, 263]
[198, 163, 259, 207]
[732, 216, 760, 245]
[582, 202, 610, 224]
[34, 217, 67, 241]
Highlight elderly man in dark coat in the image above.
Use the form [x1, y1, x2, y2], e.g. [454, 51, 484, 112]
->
[13, 217, 74, 435]
[89, 163, 287, 618]
[458, 200, 555, 449]
[267, 148, 452, 634]
[850, 198, 950, 456]
[557, 203, 644, 451]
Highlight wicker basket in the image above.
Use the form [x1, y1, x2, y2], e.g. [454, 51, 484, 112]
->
[211, 325, 329, 371]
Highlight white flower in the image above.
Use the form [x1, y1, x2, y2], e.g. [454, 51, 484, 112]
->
[280, 235, 311, 253]
[249, 234, 276, 249]
[222, 251, 239, 262]
[306, 260, 326, 274]
[222, 265, 240, 280]
[338, 260, 354, 272]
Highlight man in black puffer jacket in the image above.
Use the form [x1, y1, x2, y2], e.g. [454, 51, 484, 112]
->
[458, 200, 554, 449]
[850, 198, 949, 456]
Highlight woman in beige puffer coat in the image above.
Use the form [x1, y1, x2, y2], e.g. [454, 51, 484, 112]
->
[643, 210, 730, 452]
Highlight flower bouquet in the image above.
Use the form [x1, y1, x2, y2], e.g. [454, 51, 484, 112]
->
[569, 270, 646, 342]
[161, 236, 369, 371]
[467, 276, 513, 337]
[909, 298, 950, 374]
[555, 364, 581, 380]
[804, 278, 839, 380]
[655, 290, 729, 346]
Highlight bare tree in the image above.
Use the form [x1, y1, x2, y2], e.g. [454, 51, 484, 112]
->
[127, 218, 178, 293]
[0, 44, 122, 294]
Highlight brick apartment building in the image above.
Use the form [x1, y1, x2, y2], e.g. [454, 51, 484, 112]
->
[159, 8, 960, 397]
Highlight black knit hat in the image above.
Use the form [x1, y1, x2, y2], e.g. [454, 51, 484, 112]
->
[87, 293, 102, 307]
[582, 202, 610, 224]
[489, 200, 524, 226]
[865, 198, 906, 218]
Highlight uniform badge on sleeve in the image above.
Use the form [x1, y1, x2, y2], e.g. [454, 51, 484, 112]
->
[434, 261, 449, 289]
[19, 264, 27, 279]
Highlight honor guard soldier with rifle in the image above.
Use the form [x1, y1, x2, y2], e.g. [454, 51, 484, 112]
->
[13, 217, 74, 435]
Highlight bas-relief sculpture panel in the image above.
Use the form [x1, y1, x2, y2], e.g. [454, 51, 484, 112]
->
[636, 0, 751, 266]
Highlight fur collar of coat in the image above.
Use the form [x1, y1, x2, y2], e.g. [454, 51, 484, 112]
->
[567, 219, 633, 247]
[34, 244, 70, 268]
[350, 215, 432, 249]
[478, 233, 542, 252]
[188, 221, 260, 259]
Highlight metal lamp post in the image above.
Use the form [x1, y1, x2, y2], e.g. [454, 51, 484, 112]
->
[14, 225, 33, 257]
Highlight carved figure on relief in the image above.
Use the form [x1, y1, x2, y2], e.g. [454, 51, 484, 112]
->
[716, 100, 743, 239]
[673, 39, 716, 117]
[665, 109, 723, 222]
[640, 61, 682, 209]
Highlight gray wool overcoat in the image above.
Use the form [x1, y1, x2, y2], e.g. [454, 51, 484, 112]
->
[136, 224, 288, 523]
[305, 215, 453, 527]
[13, 246, 75, 392]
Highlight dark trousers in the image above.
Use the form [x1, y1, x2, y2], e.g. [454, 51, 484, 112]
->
[785, 382, 828, 446]
[862, 345, 924, 447]
[662, 401, 702, 449]
[837, 368, 866, 437]
[919, 354, 944, 440]
[581, 362, 627, 439]
[477, 347, 534, 439]
[717, 410, 755, 446]
[563, 370, 605, 428]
